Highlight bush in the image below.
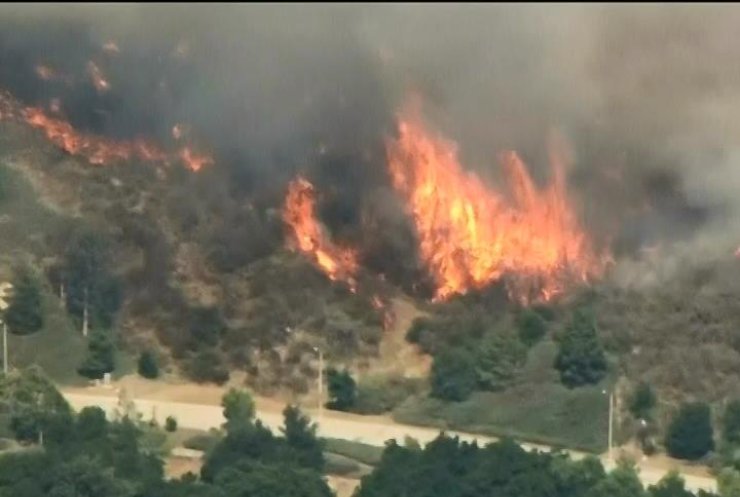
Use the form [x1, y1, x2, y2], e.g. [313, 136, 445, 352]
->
[724, 399, 740, 445]
[353, 376, 424, 415]
[629, 382, 657, 421]
[665, 402, 714, 460]
[4, 267, 44, 336]
[430, 348, 477, 402]
[184, 349, 230, 385]
[164, 416, 177, 433]
[516, 309, 547, 346]
[474, 331, 527, 391]
[554, 308, 607, 388]
[326, 368, 357, 412]
[77, 329, 116, 380]
[137, 350, 160, 379]
[183, 431, 222, 453]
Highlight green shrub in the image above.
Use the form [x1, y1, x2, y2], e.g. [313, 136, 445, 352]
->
[665, 402, 714, 460]
[183, 431, 222, 453]
[137, 350, 160, 379]
[164, 416, 177, 433]
[353, 376, 424, 415]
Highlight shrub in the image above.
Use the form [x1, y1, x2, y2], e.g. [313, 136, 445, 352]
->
[164, 416, 177, 433]
[326, 368, 357, 412]
[137, 350, 160, 379]
[430, 348, 477, 402]
[516, 309, 547, 346]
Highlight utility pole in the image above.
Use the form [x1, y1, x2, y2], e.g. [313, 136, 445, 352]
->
[0, 282, 13, 375]
[314, 346, 324, 425]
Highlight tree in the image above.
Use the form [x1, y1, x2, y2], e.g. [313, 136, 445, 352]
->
[77, 329, 116, 380]
[5, 267, 44, 335]
[554, 308, 607, 388]
[280, 405, 324, 471]
[62, 228, 122, 336]
[430, 348, 477, 402]
[474, 331, 527, 391]
[718, 467, 740, 497]
[214, 460, 332, 497]
[325, 368, 356, 411]
[665, 402, 714, 460]
[185, 349, 230, 385]
[586, 459, 647, 497]
[629, 382, 657, 421]
[137, 350, 160, 380]
[724, 400, 740, 445]
[649, 471, 694, 497]
[516, 309, 547, 347]
[221, 388, 255, 433]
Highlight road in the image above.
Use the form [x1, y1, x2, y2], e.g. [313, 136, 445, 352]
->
[63, 391, 717, 494]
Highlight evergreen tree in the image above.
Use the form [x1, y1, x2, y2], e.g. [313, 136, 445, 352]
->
[221, 388, 255, 434]
[5, 267, 44, 335]
[629, 382, 657, 421]
[430, 348, 477, 402]
[137, 350, 160, 380]
[554, 308, 608, 388]
[516, 309, 547, 346]
[474, 330, 527, 391]
[665, 402, 714, 460]
[280, 405, 325, 471]
[77, 329, 116, 380]
[325, 368, 357, 411]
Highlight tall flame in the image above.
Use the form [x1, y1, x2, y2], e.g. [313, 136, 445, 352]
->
[282, 177, 359, 290]
[386, 104, 606, 303]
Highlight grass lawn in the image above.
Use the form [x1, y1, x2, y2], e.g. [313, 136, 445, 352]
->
[392, 340, 611, 453]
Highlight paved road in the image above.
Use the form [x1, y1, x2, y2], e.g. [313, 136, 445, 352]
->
[63, 392, 717, 494]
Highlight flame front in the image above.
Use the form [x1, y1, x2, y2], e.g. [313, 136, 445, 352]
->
[282, 177, 359, 290]
[386, 106, 606, 303]
[0, 92, 212, 172]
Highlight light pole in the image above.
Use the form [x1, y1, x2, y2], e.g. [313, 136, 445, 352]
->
[0, 282, 13, 375]
[603, 388, 615, 464]
[313, 346, 324, 425]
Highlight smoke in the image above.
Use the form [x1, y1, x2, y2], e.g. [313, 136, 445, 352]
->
[1, 4, 740, 279]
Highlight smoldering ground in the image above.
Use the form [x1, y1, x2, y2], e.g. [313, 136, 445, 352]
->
[0, 3, 739, 284]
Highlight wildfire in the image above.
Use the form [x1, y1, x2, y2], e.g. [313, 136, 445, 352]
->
[178, 146, 214, 172]
[87, 61, 110, 92]
[0, 91, 212, 172]
[282, 177, 359, 290]
[371, 294, 396, 330]
[385, 103, 607, 303]
[35, 64, 56, 81]
[102, 41, 120, 55]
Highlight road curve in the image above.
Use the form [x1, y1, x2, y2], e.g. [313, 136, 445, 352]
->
[62, 392, 717, 494]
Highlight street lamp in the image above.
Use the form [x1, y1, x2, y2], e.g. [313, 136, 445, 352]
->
[0, 282, 13, 375]
[602, 388, 615, 464]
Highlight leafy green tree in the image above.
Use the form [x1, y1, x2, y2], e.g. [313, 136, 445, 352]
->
[516, 309, 547, 346]
[137, 350, 160, 380]
[5, 267, 44, 335]
[47, 456, 132, 497]
[665, 402, 714, 460]
[554, 308, 607, 388]
[724, 400, 740, 445]
[280, 405, 324, 471]
[430, 348, 477, 402]
[629, 382, 657, 421]
[77, 329, 116, 380]
[649, 471, 694, 497]
[221, 388, 255, 434]
[474, 331, 527, 391]
[325, 367, 356, 411]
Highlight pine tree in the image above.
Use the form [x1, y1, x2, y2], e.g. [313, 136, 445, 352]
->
[554, 308, 608, 388]
[5, 268, 44, 335]
[77, 329, 116, 380]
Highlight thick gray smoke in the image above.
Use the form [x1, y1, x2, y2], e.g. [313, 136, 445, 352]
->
[1, 3, 739, 278]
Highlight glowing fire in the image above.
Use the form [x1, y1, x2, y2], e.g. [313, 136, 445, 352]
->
[87, 61, 110, 92]
[386, 103, 607, 303]
[0, 92, 212, 172]
[35, 64, 56, 81]
[102, 41, 120, 55]
[371, 294, 395, 330]
[178, 146, 214, 172]
[282, 177, 359, 289]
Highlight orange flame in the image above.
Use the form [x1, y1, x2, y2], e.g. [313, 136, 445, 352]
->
[102, 41, 120, 55]
[386, 103, 607, 303]
[282, 177, 359, 290]
[178, 146, 214, 172]
[371, 294, 395, 330]
[87, 61, 110, 92]
[0, 91, 211, 172]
